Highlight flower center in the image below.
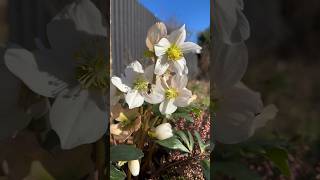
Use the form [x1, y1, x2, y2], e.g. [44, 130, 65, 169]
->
[74, 44, 108, 91]
[165, 88, 179, 99]
[166, 44, 183, 61]
[133, 78, 149, 92]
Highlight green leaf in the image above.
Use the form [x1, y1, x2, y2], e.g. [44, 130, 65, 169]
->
[200, 159, 210, 180]
[176, 131, 191, 151]
[194, 131, 209, 153]
[172, 112, 193, 122]
[263, 147, 291, 177]
[213, 161, 261, 180]
[110, 165, 126, 180]
[110, 145, 144, 161]
[157, 136, 190, 153]
[187, 131, 194, 152]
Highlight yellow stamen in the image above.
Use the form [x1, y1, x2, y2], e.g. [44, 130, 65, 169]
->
[166, 44, 183, 61]
[165, 88, 179, 99]
[133, 78, 149, 92]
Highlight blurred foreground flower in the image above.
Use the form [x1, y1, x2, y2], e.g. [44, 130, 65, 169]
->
[215, 0, 250, 44]
[0, 46, 49, 141]
[4, 0, 107, 149]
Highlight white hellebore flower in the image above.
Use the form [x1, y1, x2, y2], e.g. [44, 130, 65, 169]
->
[111, 60, 154, 109]
[153, 25, 201, 75]
[146, 22, 167, 52]
[152, 75, 193, 115]
[154, 123, 173, 140]
[128, 160, 140, 176]
[4, 0, 107, 149]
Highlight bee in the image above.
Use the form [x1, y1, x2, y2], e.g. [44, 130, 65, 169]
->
[147, 83, 152, 94]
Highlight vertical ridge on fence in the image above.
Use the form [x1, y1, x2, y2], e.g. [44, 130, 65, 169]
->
[111, 0, 158, 75]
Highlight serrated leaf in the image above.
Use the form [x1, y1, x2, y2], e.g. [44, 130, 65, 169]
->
[157, 137, 190, 153]
[213, 161, 261, 180]
[110, 145, 144, 161]
[263, 147, 291, 177]
[201, 159, 210, 180]
[110, 165, 126, 180]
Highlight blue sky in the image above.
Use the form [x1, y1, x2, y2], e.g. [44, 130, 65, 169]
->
[138, 0, 210, 42]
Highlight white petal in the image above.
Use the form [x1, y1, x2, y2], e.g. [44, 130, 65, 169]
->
[125, 60, 144, 74]
[125, 90, 145, 109]
[128, 160, 140, 176]
[50, 87, 107, 149]
[154, 56, 169, 75]
[174, 88, 193, 107]
[155, 123, 173, 140]
[180, 42, 202, 54]
[4, 46, 73, 97]
[143, 90, 165, 104]
[214, 42, 248, 91]
[111, 76, 130, 93]
[252, 104, 278, 132]
[159, 100, 177, 115]
[171, 74, 188, 90]
[47, 0, 106, 51]
[172, 58, 187, 76]
[214, 85, 263, 144]
[167, 24, 186, 45]
[154, 38, 170, 57]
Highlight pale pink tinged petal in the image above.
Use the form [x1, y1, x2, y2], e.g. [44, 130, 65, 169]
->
[180, 42, 202, 54]
[146, 22, 167, 51]
[171, 74, 188, 90]
[125, 90, 145, 109]
[167, 24, 186, 45]
[111, 76, 130, 93]
[154, 56, 169, 75]
[159, 99, 177, 115]
[154, 38, 171, 57]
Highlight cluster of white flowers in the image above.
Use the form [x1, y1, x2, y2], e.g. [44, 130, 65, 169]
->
[111, 23, 201, 115]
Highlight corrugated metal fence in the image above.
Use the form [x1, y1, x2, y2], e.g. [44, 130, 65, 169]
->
[111, 0, 158, 75]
